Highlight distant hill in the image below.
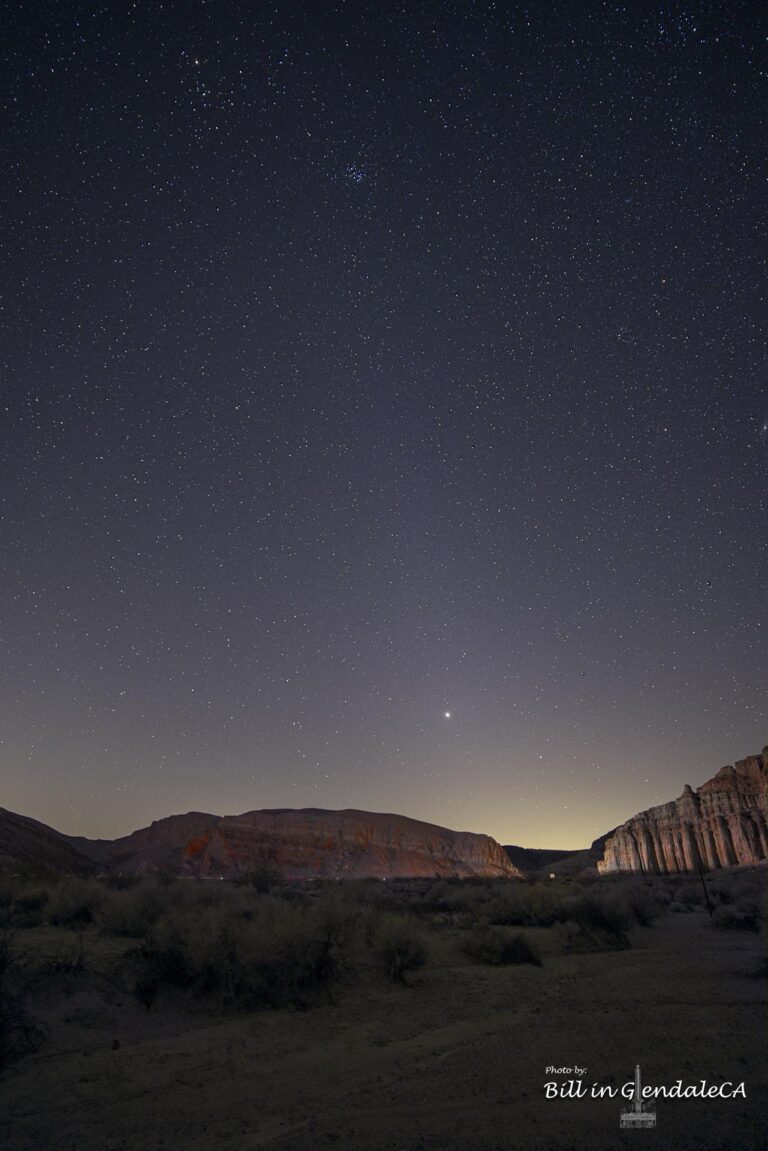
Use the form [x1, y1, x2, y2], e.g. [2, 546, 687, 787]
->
[0, 806, 522, 881]
[504, 834, 614, 878]
[502, 845, 575, 872]
[0, 807, 98, 876]
[549, 833, 613, 876]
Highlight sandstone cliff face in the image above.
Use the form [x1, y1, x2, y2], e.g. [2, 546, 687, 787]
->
[117, 808, 520, 879]
[51, 808, 519, 880]
[598, 748, 768, 874]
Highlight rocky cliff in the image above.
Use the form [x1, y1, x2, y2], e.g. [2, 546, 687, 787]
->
[98, 808, 521, 880]
[0, 806, 520, 880]
[598, 748, 768, 874]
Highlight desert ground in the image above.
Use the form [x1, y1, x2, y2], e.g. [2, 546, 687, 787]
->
[1, 870, 766, 1151]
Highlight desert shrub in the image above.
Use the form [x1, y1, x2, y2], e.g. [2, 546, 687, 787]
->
[0, 932, 17, 986]
[0, 932, 44, 1070]
[127, 899, 341, 1010]
[223, 906, 339, 1007]
[97, 883, 165, 938]
[710, 879, 736, 905]
[9, 891, 49, 927]
[552, 892, 631, 952]
[555, 919, 629, 954]
[46, 880, 103, 929]
[331, 878, 386, 910]
[712, 906, 759, 933]
[100, 874, 141, 891]
[233, 866, 283, 893]
[677, 883, 704, 909]
[41, 936, 88, 975]
[751, 956, 768, 980]
[133, 969, 160, 1010]
[312, 892, 363, 950]
[685, 880, 704, 902]
[485, 884, 569, 928]
[721, 872, 767, 922]
[374, 919, 427, 983]
[425, 881, 493, 920]
[567, 894, 630, 939]
[0, 887, 14, 929]
[351, 905, 381, 949]
[733, 894, 763, 922]
[463, 925, 541, 966]
[646, 882, 673, 909]
[618, 882, 661, 926]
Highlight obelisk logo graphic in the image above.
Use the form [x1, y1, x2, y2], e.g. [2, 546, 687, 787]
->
[620, 1064, 657, 1129]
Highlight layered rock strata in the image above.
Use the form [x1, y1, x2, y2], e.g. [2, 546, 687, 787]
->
[103, 808, 521, 880]
[598, 749, 768, 874]
[0, 806, 521, 880]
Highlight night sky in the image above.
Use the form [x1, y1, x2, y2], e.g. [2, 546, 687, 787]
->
[2, 2, 766, 849]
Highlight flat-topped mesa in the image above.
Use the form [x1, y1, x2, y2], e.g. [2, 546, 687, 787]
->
[598, 748, 768, 875]
[71, 808, 522, 880]
[0, 806, 522, 880]
[173, 809, 520, 880]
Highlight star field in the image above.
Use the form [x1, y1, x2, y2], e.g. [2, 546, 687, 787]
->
[1, 1, 766, 847]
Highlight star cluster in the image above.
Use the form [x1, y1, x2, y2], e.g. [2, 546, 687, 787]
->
[1, 2, 766, 846]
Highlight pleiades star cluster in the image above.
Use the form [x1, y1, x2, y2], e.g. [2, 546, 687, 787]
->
[1, 1, 766, 846]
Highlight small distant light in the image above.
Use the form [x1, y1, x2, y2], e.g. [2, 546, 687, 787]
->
[444, 711, 452, 719]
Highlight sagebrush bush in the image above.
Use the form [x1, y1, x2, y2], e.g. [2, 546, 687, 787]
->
[751, 955, 768, 980]
[0, 932, 44, 1070]
[555, 919, 629, 954]
[646, 882, 673, 909]
[0, 882, 14, 923]
[619, 881, 661, 926]
[425, 881, 492, 920]
[463, 925, 541, 966]
[41, 936, 88, 976]
[551, 891, 632, 952]
[9, 891, 49, 928]
[127, 897, 342, 1010]
[232, 866, 283, 893]
[710, 879, 736, 906]
[712, 906, 759, 933]
[46, 880, 104, 929]
[97, 883, 165, 937]
[567, 894, 630, 940]
[374, 919, 427, 983]
[485, 884, 568, 928]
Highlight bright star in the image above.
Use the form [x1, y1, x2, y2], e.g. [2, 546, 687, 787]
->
[444, 711, 452, 719]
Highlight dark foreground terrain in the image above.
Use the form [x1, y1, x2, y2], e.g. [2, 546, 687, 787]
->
[1, 868, 766, 1150]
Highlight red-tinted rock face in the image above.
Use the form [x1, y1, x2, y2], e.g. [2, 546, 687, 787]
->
[598, 748, 768, 874]
[96, 808, 521, 880]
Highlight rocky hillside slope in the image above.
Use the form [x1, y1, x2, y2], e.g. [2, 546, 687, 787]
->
[1, 807, 521, 880]
[598, 747, 768, 874]
[97, 808, 521, 879]
[0, 808, 98, 875]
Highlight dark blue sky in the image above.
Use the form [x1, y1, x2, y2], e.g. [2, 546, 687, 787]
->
[2, 1, 766, 846]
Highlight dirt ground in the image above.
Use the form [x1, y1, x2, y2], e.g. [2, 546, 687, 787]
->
[2, 911, 766, 1151]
